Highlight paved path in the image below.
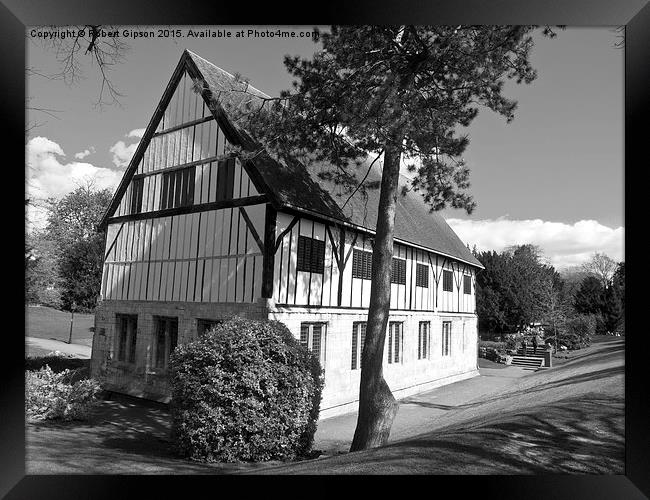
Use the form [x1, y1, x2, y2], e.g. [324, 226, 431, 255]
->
[25, 336, 92, 359]
[313, 364, 533, 456]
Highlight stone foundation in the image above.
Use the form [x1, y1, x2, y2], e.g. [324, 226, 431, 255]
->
[92, 299, 479, 418]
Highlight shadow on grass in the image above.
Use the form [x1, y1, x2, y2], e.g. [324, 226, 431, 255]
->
[27, 394, 285, 474]
[259, 394, 624, 475]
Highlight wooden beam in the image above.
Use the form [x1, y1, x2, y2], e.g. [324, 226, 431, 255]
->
[326, 225, 342, 270]
[152, 115, 214, 138]
[132, 154, 224, 182]
[106, 194, 268, 225]
[239, 206, 264, 254]
[274, 216, 299, 254]
[261, 204, 277, 299]
[104, 222, 126, 262]
[99, 52, 190, 230]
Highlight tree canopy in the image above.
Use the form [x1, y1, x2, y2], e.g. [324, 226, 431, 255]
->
[26, 184, 112, 312]
[474, 244, 557, 335]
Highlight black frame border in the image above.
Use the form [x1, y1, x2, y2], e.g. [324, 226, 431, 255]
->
[4, 0, 647, 497]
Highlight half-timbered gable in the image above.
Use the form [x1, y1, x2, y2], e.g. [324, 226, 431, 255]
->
[93, 50, 484, 418]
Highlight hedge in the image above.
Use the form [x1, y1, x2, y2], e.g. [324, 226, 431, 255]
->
[169, 317, 324, 462]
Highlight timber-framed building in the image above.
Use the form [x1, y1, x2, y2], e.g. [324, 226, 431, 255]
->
[91, 50, 484, 418]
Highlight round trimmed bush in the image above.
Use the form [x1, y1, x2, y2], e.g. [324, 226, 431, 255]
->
[169, 317, 323, 462]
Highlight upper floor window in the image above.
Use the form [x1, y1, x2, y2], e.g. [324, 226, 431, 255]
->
[297, 235, 326, 274]
[154, 316, 178, 369]
[387, 321, 403, 364]
[418, 321, 430, 360]
[442, 321, 452, 356]
[351, 322, 367, 370]
[443, 269, 453, 292]
[352, 248, 373, 280]
[130, 177, 144, 214]
[391, 258, 406, 285]
[464, 275, 472, 295]
[216, 158, 235, 202]
[300, 322, 326, 367]
[115, 314, 137, 363]
[415, 263, 429, 288]
[161, 166, 195, 210]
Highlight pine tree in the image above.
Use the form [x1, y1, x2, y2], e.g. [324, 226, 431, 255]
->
[226, 25, 559, 451]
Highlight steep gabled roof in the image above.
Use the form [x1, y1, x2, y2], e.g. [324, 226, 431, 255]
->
[100, 49, 483, 269]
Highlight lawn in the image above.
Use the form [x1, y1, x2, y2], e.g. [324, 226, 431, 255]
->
[26, 305, 95, 347]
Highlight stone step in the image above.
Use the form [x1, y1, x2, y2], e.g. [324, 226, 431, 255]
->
[510, 356, 544, 368]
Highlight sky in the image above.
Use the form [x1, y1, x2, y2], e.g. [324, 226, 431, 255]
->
[25, 26, 624, 269]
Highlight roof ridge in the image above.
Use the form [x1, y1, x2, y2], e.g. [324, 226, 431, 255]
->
[185, 49, 272, 99]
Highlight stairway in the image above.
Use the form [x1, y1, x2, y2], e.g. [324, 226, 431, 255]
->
[510, 347, 546, 369]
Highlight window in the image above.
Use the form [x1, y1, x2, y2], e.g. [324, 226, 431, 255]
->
[391, 258, 406, 285]
[154, 316, 178, 369]
[297, 236, 326, 274]
[351, 322, 367, 370]
[161, 166, 195, 210]
[216, 158, 235, 202]
[115, 314, 137, 363]
[464, 275, 472, 295]
[387, 322, 403, 364]
[418, 321, 430, 360]
[352, 249, 373, 280]
[130, 177, 144, 214]
[443, 270, 453, 292]
[442, 321, 452, 356]
[416, 263, 429, 288]
[300, 322, 326, 366]
[197, 318, 222, 336]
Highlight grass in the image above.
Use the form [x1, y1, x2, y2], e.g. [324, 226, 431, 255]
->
[26, 305, 95, 346]
[25, 356, 91, 382]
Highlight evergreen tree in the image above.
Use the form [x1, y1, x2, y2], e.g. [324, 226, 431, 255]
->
[224, 25, 558, 450]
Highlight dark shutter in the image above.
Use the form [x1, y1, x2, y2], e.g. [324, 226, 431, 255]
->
[443, 270, 453, 292]
[416, 263, 429, 288]
[352, 250, 372, 279]
[391, 258, 406, 285]
[297, 236, 325, 274]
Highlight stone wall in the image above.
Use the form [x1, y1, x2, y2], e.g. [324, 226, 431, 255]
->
[268, 306, 479, 419]
[91, 299, 479, 419]
[91, 299, 268, 401]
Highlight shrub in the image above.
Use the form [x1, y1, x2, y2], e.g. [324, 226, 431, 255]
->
[545, 314, 594, 350]
[169, 317, 324, 462]
[26, 365, 101, 422]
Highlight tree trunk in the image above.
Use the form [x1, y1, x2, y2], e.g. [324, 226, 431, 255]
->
[350, 141, 402, 452]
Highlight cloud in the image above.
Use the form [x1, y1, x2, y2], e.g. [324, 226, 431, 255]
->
[74, 146, 96, 159]
[446, 217, 624, 269]
[26, 136, 122, 230]
[109, 140, 139, 168]
[127, 128, 146, 139]
[109, 128, 144, 168]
